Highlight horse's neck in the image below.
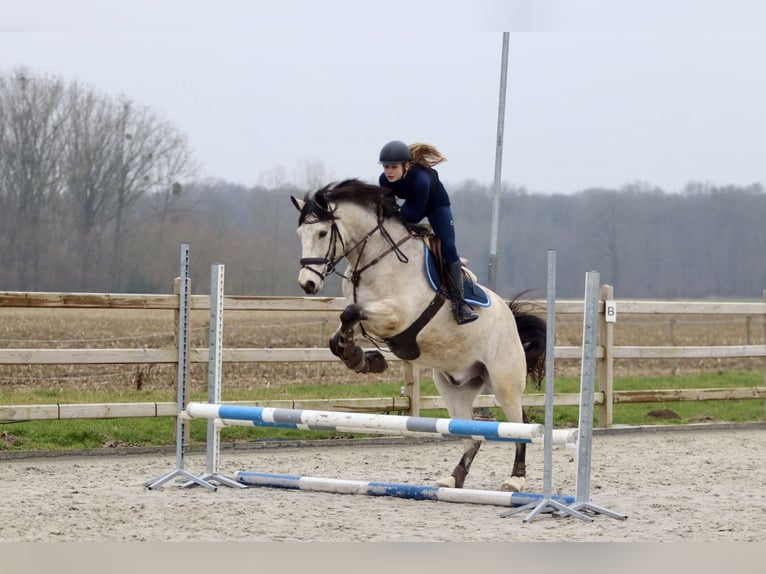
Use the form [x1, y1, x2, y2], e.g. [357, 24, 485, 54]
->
[338, 208, 423, 293]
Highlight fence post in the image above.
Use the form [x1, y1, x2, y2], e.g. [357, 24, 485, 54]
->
[317, 320, 326, 379]
[597, 284, 614, 428]
[402, 361, 420, 416]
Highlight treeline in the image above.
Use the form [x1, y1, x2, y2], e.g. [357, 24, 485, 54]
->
[2, 68, 765, 300]
[451, 181, 766, 299]
[6, 175, 764, 300]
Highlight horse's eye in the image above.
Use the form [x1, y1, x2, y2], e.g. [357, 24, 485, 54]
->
[318, 230, 328, 239]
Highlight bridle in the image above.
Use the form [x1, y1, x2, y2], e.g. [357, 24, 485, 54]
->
[298, 219, 345, 280]
[299, 203, 413, 302]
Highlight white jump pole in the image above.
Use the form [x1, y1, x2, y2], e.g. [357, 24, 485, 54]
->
[185, 402, 578, 445]
[235, 471, 576, 508]
[146, 243, 216, 491]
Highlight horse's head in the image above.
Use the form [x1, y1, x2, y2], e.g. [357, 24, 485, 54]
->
[291, 179, 391, 294]
[291, 189, 339, 294]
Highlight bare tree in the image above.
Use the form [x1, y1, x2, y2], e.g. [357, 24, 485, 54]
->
[294, 158, 332, 191]
[0, 67, 197, 290]
[106, 102, 196, 288]
[0, 68, 67, 289]
[63, 84, 125, 288]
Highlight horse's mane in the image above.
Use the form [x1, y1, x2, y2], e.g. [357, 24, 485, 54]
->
[298, 179, 391, 225]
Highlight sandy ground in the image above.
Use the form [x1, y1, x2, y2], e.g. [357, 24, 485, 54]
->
[1, 425, 765, 542]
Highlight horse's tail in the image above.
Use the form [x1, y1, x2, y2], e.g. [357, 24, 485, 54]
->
[508, 292, 546, 390]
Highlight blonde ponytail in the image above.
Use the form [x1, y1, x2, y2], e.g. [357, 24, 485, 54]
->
[409, 143, 446, 168]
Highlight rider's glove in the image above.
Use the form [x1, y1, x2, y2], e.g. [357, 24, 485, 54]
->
[381, 201, 400, 218]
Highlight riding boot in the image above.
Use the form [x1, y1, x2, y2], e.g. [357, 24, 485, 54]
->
[446, 260, 478, 325]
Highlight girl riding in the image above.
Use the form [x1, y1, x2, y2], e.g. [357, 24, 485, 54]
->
[377, 140, 478, 325]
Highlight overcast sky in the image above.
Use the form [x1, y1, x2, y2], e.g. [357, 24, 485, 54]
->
[2, 0, 765, 193]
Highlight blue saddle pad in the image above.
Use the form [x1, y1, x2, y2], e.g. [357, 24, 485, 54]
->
[424, 245, 491, 307]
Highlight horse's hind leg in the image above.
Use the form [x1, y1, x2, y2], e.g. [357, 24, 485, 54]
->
[329, 304, 387, 373]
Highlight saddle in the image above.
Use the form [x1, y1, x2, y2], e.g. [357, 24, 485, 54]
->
[422, 237, 491, 308]
[382, 230, 491, 361]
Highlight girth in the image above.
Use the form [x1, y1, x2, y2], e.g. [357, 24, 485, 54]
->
[383, 292, 448, 362]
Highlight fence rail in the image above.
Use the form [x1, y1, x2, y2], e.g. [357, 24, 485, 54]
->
[1, 288, 765, 427]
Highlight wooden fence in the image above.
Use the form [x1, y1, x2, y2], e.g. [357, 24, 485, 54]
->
[1, 287, 765, 428]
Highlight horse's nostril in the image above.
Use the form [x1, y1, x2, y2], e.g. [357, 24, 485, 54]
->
[304, 280, 316, 293]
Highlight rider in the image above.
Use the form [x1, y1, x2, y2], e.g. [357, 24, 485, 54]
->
[377, 140, 478, 325]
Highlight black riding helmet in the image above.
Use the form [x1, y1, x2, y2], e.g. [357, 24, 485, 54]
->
[379, 140, 412, 164]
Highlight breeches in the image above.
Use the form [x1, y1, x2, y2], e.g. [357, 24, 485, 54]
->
[427, 205, 459, 264]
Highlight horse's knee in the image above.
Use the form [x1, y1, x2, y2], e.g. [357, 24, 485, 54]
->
[340, 304, 365, 326]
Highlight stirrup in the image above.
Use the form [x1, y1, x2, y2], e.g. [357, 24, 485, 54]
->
[455, 303, 478, 325]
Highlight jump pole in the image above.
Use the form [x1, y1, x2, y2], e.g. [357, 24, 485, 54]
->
[234, 471, 575, 508]
[185, 402, 577, 446]
[145, 243, 216, 491]
[500, 250, 591, 521]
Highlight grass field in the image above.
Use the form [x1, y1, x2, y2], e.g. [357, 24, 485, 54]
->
[1, 307, 764, 451]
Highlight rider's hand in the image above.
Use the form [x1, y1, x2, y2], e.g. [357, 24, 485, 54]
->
[382, 201, 400, 218]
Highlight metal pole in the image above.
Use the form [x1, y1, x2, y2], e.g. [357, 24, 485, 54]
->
[207, 264, 225, 475]
[487, 31, 509, 291]
[146, 243, 216, 491]
[477, 32, 510, 420]
[568, 271, 627, 520]
[184, 264, 243, 488]
[542, 250, 557, 499]
[575, 271, 600, 503]
[500, 250, 590, 522]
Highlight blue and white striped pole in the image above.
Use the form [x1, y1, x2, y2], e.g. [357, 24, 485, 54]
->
[235, 471, 575, 508]
[186, 403, 577, 446]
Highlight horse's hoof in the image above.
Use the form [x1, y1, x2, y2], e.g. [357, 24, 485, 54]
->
[364, 350, 388, 373]
[500, 477, 525, 492]
[436, 476, 456, 489]
[329, 334, 341, 357]
[344, 346, 365, 371]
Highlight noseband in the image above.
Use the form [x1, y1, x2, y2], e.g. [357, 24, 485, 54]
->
[299, 220, 345, 281]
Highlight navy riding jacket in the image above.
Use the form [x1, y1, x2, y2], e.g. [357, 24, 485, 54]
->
[378, 164, 460, 264]
[378, 164, 450, 223]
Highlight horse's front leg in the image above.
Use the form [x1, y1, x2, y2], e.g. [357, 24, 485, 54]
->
[329, 304, 388, 374]
[436, 439, 482, 489]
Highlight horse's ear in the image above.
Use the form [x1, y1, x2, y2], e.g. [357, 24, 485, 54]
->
[291, 196, 305, 212]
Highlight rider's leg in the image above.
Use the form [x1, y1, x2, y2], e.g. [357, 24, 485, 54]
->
[446, 259, 479, 324]
[428, 206, 478, 325]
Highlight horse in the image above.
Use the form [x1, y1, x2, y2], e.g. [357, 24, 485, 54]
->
[291, 178, 545, 492]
